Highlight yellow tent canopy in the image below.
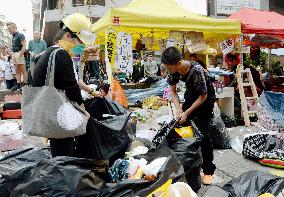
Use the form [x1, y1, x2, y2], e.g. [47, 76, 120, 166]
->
[92, 0, 241, 36]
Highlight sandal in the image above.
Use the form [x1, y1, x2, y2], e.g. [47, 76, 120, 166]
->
[202, 175, 214, 185]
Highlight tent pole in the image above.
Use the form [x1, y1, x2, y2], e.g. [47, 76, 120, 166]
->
[240, 34, 244, 69]
[268, 48, 271, 73]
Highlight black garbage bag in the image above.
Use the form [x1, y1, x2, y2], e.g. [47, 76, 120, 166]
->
[76, 114, 131, 160]
[0, 148, 51, 176]
[0, 148, 52, 197]
[0, 146, 185, 197]
[222, 170, 284, 197]
[166, 121, 203, 192]
[2, 157, 107, 197]
[84, 97, 128, 119]
[210, 104, 231, 149]
[100, 145, 185, 197]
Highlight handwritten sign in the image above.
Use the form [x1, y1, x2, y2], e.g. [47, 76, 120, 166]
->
[115, 32, 133, 73]
[219, 38, 234, 55]
[105, 31, 117, 82]
[106, 32, 117, 70]
[185, 32, 206, 53]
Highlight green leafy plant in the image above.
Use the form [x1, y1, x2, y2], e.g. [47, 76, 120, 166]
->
[245, 51, 283, 76]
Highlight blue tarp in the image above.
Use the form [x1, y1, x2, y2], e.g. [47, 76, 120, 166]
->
[125, 79, 168, 105]
[258, 91, 284, 128]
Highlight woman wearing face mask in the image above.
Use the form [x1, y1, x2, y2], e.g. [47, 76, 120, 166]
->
[32, 13, 92, 157]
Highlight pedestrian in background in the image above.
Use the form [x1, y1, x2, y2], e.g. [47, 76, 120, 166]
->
[28, 31, 47, 77]
[7, 22, 28, 90]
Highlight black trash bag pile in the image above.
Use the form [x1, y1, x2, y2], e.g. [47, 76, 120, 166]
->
[76, 98, 131, 161]
[203, 171, 284, 197]
[166, 121, 203, 192]
[243, 134, 284, 161]
[0, 148, 51, 175]
[0, 146, 185, 197]
[210, 104, 231, 149]
[101, 145, 185, 197]
[224, 170, 284, 197]
[0, 150, 107, 196]
[0, 148, 52, 196]
[146, 119, 203, 192]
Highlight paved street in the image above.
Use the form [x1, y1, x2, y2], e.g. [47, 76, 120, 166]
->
[198, 126, 284, 196]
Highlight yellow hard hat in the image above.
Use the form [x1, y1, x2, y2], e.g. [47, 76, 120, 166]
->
[174, 126, 193, 138]
[62, 13, 91, 34]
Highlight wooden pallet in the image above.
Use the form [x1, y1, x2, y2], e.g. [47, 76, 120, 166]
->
[236, 65, 259, 126]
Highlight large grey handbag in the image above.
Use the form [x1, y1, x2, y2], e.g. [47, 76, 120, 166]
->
[22, 48, 88, 139]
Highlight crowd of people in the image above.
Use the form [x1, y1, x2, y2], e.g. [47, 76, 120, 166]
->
[0, 23, 47, 90]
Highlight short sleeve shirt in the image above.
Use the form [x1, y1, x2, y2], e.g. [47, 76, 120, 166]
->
[28, 40, 47, 55]
[167, 61, 216, 119]
[12, 32, 25, 52]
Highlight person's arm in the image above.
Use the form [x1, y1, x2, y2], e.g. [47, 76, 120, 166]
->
[78, 79, 102, 97]
[20, 39, 26, 57]
[28, 40, 32, 52]
[170, 84, 183, 117]
[179, 94, 207, 123]
[58, 50, 84, 105]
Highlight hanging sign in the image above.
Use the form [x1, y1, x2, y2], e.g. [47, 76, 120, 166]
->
[186, 32, 206, 53]
[167, 39, 175, 48]
[105, 31, 117, 70]
[219, 38, 234, 55]
[112, 16, 120, 26]
[115, 32, 133, 73]
[105, 31, 117, 82]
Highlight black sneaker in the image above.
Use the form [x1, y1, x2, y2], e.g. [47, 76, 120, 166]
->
[11, 83, 21, 91]
[21, 83, 28, 87]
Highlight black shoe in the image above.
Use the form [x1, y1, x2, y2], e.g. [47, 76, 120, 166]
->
[21, 83, 28, 87]
[11, 83, 21, 91]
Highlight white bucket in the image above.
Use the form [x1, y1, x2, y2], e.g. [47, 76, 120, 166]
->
[168, 182, 198, 197]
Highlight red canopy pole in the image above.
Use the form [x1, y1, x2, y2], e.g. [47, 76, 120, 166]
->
[240, 34, 244, 69]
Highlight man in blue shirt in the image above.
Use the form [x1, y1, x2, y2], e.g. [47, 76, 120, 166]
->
[7, 22, 28, 90]
[28, 31, 47, 77]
